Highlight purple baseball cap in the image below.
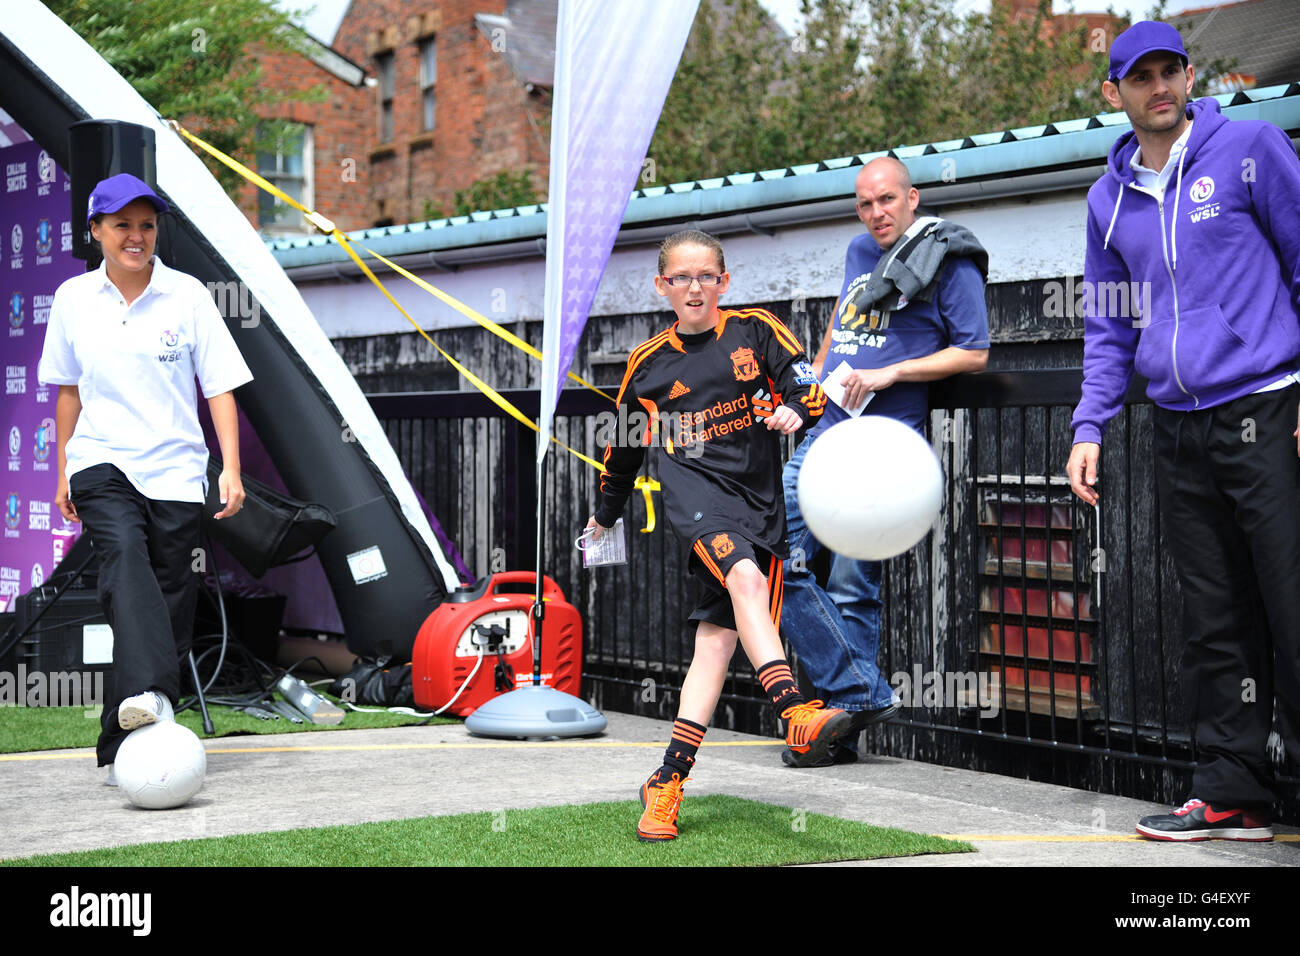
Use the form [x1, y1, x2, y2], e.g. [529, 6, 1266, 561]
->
[86, 173, 169, 225]
[1108, 21, 1188, 82]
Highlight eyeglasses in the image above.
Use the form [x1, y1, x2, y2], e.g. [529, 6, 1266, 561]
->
[660, 274, 724, 287]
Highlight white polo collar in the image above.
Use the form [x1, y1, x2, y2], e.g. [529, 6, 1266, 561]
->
[1130, 119, 1194, 178]
[94, 255, 179, 298]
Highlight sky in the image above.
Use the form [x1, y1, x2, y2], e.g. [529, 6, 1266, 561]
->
[289, 0, 1213, 46]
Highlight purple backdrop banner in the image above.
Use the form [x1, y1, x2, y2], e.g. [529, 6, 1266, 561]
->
[1, 137, 81, 612]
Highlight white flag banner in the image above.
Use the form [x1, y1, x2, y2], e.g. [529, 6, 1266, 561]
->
[537, 0, 699, 464]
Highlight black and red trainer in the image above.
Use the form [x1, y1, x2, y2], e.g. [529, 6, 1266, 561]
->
[1135, 798, 1273, 842]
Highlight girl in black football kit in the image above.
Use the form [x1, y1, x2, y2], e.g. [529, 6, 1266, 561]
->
[586, 230, 848, 841]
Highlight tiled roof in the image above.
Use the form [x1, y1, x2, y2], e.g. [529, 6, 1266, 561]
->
[1174, 0, 1300, 88]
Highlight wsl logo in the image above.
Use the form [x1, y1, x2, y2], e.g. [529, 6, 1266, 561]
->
[158, 329, 182, 363]
[7, 425, 20, 473]
[8, 223, 22, 271]
[1188, 175, 1221, 224]
[33, 419, 53, 469]
[4, 493, 19, 532]
[35, 218, 53, 258]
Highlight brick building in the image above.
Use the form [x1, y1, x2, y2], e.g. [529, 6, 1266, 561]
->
[995, 0, 1122, 53]
[244, 1, 552, 236]
[239, 31, 372, 235]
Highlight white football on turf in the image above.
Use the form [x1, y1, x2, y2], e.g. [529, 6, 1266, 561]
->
[115, 720, 206, 810]
[797, 416, 944, 560]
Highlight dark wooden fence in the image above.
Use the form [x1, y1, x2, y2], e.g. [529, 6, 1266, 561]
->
[368, 368, 1297, 823]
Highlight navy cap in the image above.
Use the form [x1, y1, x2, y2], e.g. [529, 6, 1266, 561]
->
[86, 173, 169, 226]
[1108, 21, 1188, 82]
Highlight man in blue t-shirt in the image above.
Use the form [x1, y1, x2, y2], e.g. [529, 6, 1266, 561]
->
[781, 156, 990, 766]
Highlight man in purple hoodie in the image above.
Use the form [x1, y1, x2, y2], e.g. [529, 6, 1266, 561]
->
[1067, 21, 1300, 841]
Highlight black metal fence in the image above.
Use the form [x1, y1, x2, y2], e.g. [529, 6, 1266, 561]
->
[370, 370, 1298, 821]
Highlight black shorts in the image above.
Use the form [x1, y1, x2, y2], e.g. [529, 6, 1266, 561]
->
[686, 530, 784, 632]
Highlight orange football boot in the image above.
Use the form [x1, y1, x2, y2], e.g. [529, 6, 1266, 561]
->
[782, 699, 851, 765]
[637, 771, 687, 842]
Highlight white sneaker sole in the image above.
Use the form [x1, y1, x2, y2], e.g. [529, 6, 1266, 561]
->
[1135, 823, 1274, 842]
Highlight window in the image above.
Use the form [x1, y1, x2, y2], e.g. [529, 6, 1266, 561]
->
[377, 51, 395, 142]
[257, 124, 313, 234]
[419, 38, 437, 132]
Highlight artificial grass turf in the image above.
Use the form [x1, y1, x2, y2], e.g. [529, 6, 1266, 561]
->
[0, 699, 456, 755]
[3, 795, 973, 866]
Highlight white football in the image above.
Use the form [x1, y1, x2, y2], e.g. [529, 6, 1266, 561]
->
[797, 416, 944, 560]
[115, 720, 207, 810]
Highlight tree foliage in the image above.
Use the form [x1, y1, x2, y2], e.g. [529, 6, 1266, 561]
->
[646, 0, 1119, 185]
[648, 0, 792, 182]
[422, 170, 542, 221]
[43, 0, 323, 194]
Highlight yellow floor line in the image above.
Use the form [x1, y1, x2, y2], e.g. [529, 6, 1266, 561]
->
[0, 739, 783, 761]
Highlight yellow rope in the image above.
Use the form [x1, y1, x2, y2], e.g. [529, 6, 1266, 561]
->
[360, 246, 613, 402]
[169, 121, 606, 471]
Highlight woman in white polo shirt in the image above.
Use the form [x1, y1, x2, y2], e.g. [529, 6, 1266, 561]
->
[37, 173, 253, 779]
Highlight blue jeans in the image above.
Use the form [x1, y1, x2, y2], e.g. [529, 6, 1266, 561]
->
[781, 431, 897, 712]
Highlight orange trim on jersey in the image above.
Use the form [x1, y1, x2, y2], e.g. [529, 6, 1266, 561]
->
[601, 330, 672, 494]
[757, 313, 806, 355]
[637, 396, 660, 447]
[726, 307, 806, 355]
[765, 374, 784, 410]
[713, 311, 729, 338]
[615, 329, 672, 403]
[693, 539, 728, 587]
[665, 323, 689, 353]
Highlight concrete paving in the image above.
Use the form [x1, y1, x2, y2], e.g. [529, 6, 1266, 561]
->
[1, 711, 1297, 866]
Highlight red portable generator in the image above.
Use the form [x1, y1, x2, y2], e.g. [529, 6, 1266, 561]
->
[411, 571, 582, 716]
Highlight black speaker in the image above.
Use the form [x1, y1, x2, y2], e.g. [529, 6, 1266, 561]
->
[67, 119, 159, 263]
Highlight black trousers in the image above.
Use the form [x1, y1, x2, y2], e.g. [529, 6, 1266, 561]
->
[69, 463, 202, 766]
[1153, 384, 1300, 808]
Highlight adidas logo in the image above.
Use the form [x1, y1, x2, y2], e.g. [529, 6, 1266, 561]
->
[668, 380, 691, 399]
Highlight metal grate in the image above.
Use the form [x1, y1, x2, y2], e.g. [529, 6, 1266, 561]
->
[369, 371, 1298, 820]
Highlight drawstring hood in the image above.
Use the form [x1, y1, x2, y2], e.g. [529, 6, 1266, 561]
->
[1072, 96, 1300, 442]
[1102, 188, 1124, 251]
[1102, 97, 1226, 202]
[1171, 147, 1187, 270]
[1099, 99, 1217, 258]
